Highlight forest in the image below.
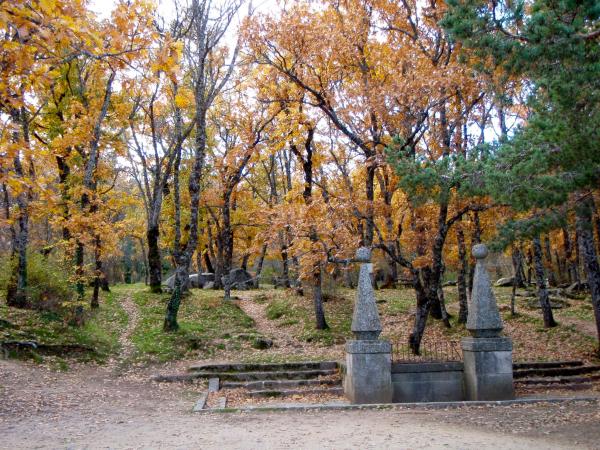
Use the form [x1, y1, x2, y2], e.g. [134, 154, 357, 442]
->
[1, 0, 600, 361]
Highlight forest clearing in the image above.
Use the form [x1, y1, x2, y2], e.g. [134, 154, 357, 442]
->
[1, 0, 600, 447]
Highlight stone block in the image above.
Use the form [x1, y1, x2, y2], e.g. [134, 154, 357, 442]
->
[391, 362, 464, 403]
[462, 337, 514, 401]
[344, 340, 392, 404]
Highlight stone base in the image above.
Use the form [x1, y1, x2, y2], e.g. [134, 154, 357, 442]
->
[462, 337, 514, 401]
[391, 362, 464, 403]
[344, 340, 392, 404]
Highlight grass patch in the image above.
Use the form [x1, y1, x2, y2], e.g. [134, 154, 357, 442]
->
[0, 286, 127, 363]
[377, 289, 414, 316]
[265, 299, 290, 320]
[130, 286, 255, 363]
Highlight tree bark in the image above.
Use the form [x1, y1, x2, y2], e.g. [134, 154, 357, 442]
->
[91, 235, 102, 309]
[138, 237, 150, 285]
[456, 225, 469, 323]
[147, 225, 162, 292]
[543, 234, 557, 286]
[409, 270, 437, 354]
[222, 191, 234, 301]
[576, 197, 600, 351]
[6, 107, 32, 309]
[533, 236, 557, 328]
[510, 246, 525, 316]
[467, 210, 482, 300]
[312, 266, 328, 330]
[254, 244, 267, 288]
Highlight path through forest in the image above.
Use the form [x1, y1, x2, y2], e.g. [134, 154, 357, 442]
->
[236, 295, 296, 345]
[108, 289, 140, 369]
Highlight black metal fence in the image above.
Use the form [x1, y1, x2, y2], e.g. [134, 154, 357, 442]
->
[392, 339, 462, 363]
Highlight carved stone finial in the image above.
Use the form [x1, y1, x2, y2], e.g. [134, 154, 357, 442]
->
[351, 247, 381, 340]
[466, 244, 503, 338]
[472, 243, 489, 260]
[355, 247, 371, 263]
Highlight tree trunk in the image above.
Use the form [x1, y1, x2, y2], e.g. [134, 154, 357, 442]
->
[511, 246, 526, 288]
[138, 237, 149, 286]
[364, 163, 375, 246]
[6, 109, 31, 309]
[576, 197, 600, 351]
[510, 246, 524, 316]
[312, 265, 328, 330]
[468, 210, 482, 300]
[6, 195, 29, 309]
[254, 244, 267, 289]
[526, 247, 534, 285]
[164, 265, 185, 331]
[91, 235, 101, 309]
[437, 278, 451, 328]
[147, 225, 162, 292]
[75, 241, 85, 298]
[543, 234, 557, 286]
[222, 191, 234, 300]
[595, 213, 600, 256]
[280, 241, 291, 288]
[203, 249, 214, 274]
[409, 272, 436, 355]
[533, 236, 557, 328]
[456, 225, 469, 323]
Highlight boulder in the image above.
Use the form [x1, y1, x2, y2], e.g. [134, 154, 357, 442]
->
[189, 272, 215, 288]
[515, 290, 536, 298]
[164, 273, 216, 291]
[164, 274, 175, 291]
[222, 268, 254, 290]
[494, 277, 515, 287]
[252, 337, 273, 350]
[565, 281, 589, 297]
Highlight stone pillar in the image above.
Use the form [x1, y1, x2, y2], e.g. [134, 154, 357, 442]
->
[462, 244, 515, 401]
[344, 247, 393, 404]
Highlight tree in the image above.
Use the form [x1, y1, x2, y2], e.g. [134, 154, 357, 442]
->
[127, 20, 188, 293]
[163, 0, 242, 331]
[444, 0, 600, 344]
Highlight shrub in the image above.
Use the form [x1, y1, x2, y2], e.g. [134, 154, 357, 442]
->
[0, 253, 74, 310]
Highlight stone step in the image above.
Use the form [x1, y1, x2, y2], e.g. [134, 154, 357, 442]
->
[190, 368, 338, 381]
[221, 378, 341, 390]
[513, 360, 583, 370]
[518, 382, 594, 391]
[513, 365, 600, 379]
[247, 386, 344, 398]
[188, 361, 338, 373]
[515, 373, 600, 386]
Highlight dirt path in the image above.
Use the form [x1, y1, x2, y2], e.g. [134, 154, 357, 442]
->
[105, 290, 140, 370]
[236, 295, 295, 345]
[1, 359, 599, 449]
[117, 291, 140, 361]
[560, 315, 598, 339]
[235, 294, 344, 360]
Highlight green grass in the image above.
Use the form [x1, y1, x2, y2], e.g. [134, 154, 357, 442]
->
[129, 286, 255, 363]
[377, 289, 414, 316]
[0, 286, 128, 364]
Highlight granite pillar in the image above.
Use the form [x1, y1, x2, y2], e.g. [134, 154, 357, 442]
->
[344, 247, 393, 404]
[462, 244, 514, 400]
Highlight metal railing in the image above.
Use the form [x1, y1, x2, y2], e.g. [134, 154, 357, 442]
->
[392, 339, 462, 363]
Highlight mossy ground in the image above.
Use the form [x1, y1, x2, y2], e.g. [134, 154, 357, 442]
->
[1, 281, 598, 366]
[0, 287, 127, 366]
[128, 283, 255, 363]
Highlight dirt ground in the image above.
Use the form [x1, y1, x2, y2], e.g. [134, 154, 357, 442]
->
[1, 359, 600, 450]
